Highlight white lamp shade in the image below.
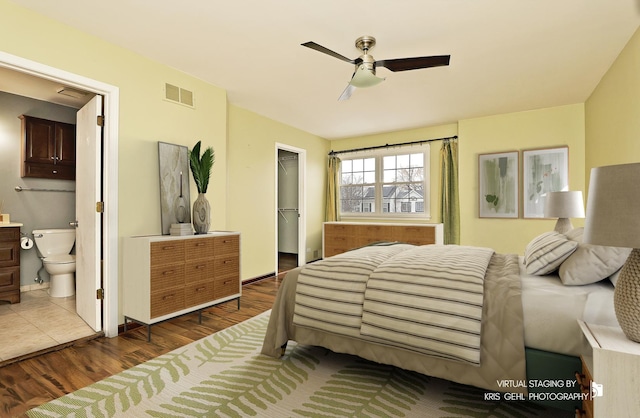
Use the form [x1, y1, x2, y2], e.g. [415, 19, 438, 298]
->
[544, 191, 585, 218]
[350, 65, 385, 88]
[584, 162, 640, 248]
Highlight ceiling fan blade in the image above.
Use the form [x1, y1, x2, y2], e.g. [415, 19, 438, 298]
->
[338, 84, 356, 101]
[375, 55, 450, 72]
[301, 41, 360, 65]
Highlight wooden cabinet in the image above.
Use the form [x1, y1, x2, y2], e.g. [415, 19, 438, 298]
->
[323, 222, 443, 258]
[577, 321, 640, 418]
[123, 232, 241, 339]
[20, 115, 76, 180]
[0, 226, 21, 304]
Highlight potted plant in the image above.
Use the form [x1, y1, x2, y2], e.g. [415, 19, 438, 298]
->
[189, 141, 215, 234]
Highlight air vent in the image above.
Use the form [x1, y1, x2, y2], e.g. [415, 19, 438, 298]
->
[164, 83, 195, 108]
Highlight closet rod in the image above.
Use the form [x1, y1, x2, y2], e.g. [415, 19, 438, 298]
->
[328, 135, 457, 156]
[15, 186, 75, 193]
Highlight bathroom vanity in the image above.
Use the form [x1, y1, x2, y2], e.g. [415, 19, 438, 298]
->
[0, 223, 22, 304]
[122, 231, 241, 340]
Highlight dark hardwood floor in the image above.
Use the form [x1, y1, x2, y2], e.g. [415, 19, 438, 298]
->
[0, 275, 283, 418]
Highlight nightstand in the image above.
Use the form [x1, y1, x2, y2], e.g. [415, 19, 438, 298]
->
[577, 320, 640, 417]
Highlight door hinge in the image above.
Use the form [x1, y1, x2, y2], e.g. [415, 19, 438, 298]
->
[96, 201, 104, 213]
[97, 115, 105, 127]
[96, 288, 104, 300]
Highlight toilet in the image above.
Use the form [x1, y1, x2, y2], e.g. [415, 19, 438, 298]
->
[32, 229, 77, 298]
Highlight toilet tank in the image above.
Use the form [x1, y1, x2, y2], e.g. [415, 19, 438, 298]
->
[32, 229, 76, 257]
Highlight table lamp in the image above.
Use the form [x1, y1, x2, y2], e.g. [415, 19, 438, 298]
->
[583, 162, 640, 342]
[544, 191, 585, 234]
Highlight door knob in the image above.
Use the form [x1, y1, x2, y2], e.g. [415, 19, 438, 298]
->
[70, 220, 79, 228]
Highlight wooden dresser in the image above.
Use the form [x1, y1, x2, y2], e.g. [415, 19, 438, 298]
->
[0, 225, 21, 304]
[323, 222, 444, 258]
[123, 232, 240, 340]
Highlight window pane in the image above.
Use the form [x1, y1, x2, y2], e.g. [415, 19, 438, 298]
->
[340, 185, 375, 213]
[364, 158, 375, 171]
[410, 153, 424, 167]
[383, 155, 395, 169]
[383, 169, 396, 182]
[382, 183, 424, 213]
[397, 154, 410, 169]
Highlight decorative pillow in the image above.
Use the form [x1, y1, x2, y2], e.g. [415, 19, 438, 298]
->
[609, 269, 622, 287]
[524, 231, 579, 275]
[559, 243, 631, 285]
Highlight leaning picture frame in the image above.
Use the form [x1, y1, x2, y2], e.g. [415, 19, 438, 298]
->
[522, 146, 569, 218]
[478, 151, 519, 218]
[158, 141, 191, 234]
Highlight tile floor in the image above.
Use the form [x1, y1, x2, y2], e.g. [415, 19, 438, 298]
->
[0, 289, 97, 362]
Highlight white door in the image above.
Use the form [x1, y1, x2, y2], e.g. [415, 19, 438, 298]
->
[74, 95, 103, 331]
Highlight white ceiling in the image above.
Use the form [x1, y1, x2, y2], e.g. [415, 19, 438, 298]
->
[6, 0, 640, 139]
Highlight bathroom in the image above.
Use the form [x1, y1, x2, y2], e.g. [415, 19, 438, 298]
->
[0, 89, 97, 364]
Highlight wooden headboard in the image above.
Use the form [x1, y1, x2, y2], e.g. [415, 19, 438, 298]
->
[323, 222, 444, 258]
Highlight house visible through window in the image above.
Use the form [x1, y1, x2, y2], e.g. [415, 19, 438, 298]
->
[339, 146, 430, 218]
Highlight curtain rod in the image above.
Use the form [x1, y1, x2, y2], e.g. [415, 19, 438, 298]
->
[328, 135, 458, 156]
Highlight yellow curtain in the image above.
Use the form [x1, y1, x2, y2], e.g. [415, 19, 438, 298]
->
[440, 139, 460, 244]
[325, 155, 340, 222]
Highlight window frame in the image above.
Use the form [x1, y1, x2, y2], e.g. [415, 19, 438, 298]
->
[338, 145, 431, 219]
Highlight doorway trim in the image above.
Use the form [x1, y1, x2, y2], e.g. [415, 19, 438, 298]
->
[275, 143, 306, 271]
[0, 51, 120, 338]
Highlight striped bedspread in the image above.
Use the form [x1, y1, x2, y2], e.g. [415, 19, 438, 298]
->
[293, 244, 494, 366]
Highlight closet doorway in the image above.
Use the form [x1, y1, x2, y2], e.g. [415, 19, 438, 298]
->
[275, 144, 306, 276]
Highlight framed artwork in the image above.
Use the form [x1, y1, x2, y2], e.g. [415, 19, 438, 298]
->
[478, 151, 519, 218]
[522, 146, 569, 218]
[158, 141, 191, 234]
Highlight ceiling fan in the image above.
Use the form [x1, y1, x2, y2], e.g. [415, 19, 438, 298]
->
[302, 35, 450, 100]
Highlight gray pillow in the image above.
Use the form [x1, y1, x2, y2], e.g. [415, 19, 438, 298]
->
[559, 227, 631, 285]
[524, 231, 579, 275]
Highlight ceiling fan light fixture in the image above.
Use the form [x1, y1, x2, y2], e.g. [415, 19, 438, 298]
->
[349, 65, 385, 88]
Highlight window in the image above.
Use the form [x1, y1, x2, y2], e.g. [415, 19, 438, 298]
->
[339, 146, 430, 218]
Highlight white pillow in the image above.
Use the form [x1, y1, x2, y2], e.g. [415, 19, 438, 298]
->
[559, 243, 631, 285]
[524, 231, 579, 275]
[609, 269, 622, 287]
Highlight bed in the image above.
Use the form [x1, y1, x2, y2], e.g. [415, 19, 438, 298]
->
[261, 228, 627, 397]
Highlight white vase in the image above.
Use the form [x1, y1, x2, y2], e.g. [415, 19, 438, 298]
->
[192, 193, 211, 234]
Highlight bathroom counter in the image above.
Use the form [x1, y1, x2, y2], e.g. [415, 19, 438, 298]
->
[0, 222, 23, 228]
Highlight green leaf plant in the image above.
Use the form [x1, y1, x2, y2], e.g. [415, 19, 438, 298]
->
[189, 141, 215, 194]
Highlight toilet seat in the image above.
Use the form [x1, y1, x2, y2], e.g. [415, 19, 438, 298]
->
[44, 254, 76, 264]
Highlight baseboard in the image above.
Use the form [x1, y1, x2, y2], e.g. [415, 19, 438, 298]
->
[20, 282, 50, 293]
[242, 272, 277, 285]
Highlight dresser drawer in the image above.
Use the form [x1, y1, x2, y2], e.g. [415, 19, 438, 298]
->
[185, 281, 216, 308]
[185, 259, 213, 282]
[185, 237, 214, 260]
[215, 276, 239, 299]
[0, 228, 19, 242]
[150, 288, 185, 318]
[214, 255, 239, 276]
[150, 263, 184, 292]
[151, 241, 185, 265]
[0, 241, 19, 268]
[214, 235, 239, 256]
[0, 266, 19, 291]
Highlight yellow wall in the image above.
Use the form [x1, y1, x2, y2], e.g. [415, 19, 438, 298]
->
[585, 26, 640, 177]
[0, 0, 228, 239]
[330, 123, 459, 224]
[458, 104, 586, 254]
[0, 1, 229, 321]
[227, 105, 329, 280]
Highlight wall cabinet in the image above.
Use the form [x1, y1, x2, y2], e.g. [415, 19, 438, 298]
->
[123, 232, 241, 340]
[0, 226, 21, 304]
[323, 222, 444, 258]
[20, 115, 76, 180]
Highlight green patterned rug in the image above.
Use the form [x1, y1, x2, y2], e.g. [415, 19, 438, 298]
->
[27, 311, 572, 417]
